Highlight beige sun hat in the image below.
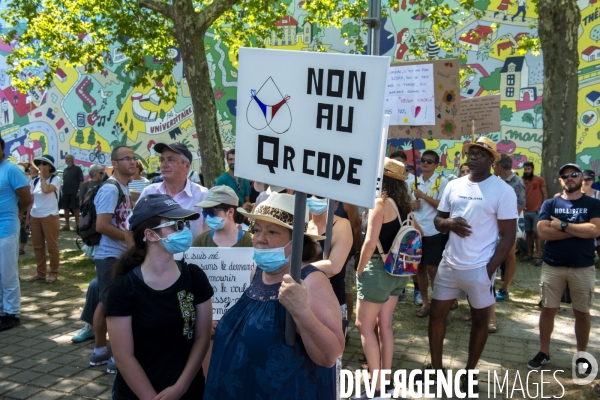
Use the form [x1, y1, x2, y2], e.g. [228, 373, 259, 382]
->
[464, 137, 501, 163]
[196, 185, 239, 208]
[237, 193, 324, 240]
[383, 157, 409, 181]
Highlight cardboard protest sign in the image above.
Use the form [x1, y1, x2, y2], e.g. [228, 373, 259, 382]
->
[388, 59, 461, 140]
[184, 247, 254, 320]
[460, 94, 501, 135]
[235, 48, 389, 209]
[385, 63, 435, 125]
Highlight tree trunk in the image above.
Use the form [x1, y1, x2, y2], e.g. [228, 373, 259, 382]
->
[172, 1, 225, 188]
[538, 0, 580, 196]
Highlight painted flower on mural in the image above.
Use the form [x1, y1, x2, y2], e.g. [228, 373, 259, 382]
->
[441, 120, 456, 136]
[442, 90, 456, 106]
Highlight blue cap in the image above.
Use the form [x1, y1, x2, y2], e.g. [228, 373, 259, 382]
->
[129, 194, 199, 231]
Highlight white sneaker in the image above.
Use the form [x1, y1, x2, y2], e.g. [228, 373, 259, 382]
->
[414, 291, 423, 306]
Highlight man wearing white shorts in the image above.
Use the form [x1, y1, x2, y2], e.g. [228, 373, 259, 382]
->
[427, 137, 517, 393]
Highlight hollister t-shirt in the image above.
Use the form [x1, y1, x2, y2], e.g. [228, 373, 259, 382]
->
[438, 175, 518, 269]
[539, 195, 600, 267]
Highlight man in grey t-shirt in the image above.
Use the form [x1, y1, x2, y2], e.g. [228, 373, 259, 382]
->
[90, 146, 135, 373]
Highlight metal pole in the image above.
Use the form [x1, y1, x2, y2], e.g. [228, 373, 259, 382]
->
[323, 199, 336, 259]
[285, 191, 307, 346]
[363, 0, 381, 56]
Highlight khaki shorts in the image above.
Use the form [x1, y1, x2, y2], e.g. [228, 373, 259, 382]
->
[344, 257, 356, 294]
[357, 255, 409, 303]
[540, 263, 595, 312]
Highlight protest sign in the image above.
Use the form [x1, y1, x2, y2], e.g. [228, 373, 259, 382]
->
[235, 48, 389, 209]
[460, 94, 501, 135]
[385, 63, 435, 125]
[388, 59, 461, 140]
[183, 247, 254, 320]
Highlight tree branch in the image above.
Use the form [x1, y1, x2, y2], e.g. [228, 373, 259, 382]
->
[197, 0, 240, 31]
[139, 0, 174, 19]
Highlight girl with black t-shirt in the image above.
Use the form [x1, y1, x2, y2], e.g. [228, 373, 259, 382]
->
[105, 194, 213, 399]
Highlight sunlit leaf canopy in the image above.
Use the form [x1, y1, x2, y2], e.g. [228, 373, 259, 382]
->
[3, 0, 373, 100]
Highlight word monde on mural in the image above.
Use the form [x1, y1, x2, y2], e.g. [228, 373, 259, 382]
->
[236, 48, 389, 209]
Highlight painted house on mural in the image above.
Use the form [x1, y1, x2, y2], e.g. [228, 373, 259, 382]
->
[582, 46, 600, 62]
[270, 16, 299, 46]
[500, 56, 529, 101]
[459, 25, 497, 52]
[586, 91, 600, 107]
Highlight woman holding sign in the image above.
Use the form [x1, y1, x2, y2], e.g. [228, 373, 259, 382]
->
[105, 194, 213, 399]
[203, 193, 344, 399]
[355, 158, 422, 397]
[192, 185, 253, 377]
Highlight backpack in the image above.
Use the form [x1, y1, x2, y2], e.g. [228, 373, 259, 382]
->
[376, 198, 422, 277]
[78, 180, 125, 246]
[33, 175, 60, 202]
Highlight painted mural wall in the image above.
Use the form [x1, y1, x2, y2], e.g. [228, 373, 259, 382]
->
[1, 0, 599, 178]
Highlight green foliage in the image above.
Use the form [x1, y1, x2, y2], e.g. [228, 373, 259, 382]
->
[473, 0, 491, 11]
[303, 0, 368, 51]
[86, 128, 96, 147]
[522, 113, 534, 127]
[74, 129, 85, 145]
[39, 136, 47, 153]
[159, 109, 166, 120]
[129, 119, 134, 133]
[82, 103, 92, 113]
[480, 67, 502, 92]
[500, 105, 514, 122]
[341, 23, 360, 37]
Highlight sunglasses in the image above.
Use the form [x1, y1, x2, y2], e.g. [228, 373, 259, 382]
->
[151, 220, 191, 231]
[41, 162, 50, 166]
[467, 151, 489, 160]
[201, 208, 225, 219]
[421, 159, 437, 165]
[116, 156, 138, 163]
[560, 172, 581, 179]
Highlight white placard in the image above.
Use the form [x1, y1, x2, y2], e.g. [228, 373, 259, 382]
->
[384, 63, 435, 126]
[183, 247, 254, 320]
[235, 48, 390, 209]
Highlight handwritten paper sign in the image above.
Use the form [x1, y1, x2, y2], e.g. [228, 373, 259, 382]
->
[183, 247, 254, 320]
[388, 59, 461, 140]
[385, 63, 435, 126]
[460, 95, 501, 135]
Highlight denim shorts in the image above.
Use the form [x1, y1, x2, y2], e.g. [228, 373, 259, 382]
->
[357, 255, 409, 303]
[95, 257, 117, 304]
[523, 211, 539, 231]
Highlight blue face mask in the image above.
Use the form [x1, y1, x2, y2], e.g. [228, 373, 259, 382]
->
[307, 198, 328, 215]
[154, 227, 193, 254]
[205, 215, 226, 231]
[253, 241, 292, 273]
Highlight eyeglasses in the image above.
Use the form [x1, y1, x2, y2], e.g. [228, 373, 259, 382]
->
[116, 156, 138, 163]
[560, 172, 581, 179]
[152, 220, 191, 231]
[467, 150, 489, 160]
[421, 159, 437, 165]
[41, 162, 50, 166]
[201, 208, 225, 219]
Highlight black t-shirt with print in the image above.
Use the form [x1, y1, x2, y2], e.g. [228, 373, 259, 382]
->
[106, 262, 213, 399]
[539, 195, 600, 267]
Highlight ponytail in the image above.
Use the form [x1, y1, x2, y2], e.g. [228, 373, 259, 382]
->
[113, 216, 163, 279]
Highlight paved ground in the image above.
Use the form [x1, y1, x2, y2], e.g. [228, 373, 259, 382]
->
[1, 226, 598, 399]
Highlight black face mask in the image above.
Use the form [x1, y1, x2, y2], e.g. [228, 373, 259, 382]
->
[523, 172, 533, 180]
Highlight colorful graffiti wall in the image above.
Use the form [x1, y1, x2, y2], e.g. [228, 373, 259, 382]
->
[1, 0, 599, 178]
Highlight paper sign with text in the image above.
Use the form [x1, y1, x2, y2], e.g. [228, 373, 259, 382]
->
[183, 247, 254, 320]
[235, 48, 389, 209]
[460, 95, 501, 135]
[385, 63, 435, 125]
[388, 59, 461, 140]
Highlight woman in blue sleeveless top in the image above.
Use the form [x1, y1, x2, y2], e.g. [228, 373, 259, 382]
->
[204, 193, 344, 399]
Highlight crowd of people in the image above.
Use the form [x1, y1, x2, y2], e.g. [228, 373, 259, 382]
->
[0, 135, 598, 399]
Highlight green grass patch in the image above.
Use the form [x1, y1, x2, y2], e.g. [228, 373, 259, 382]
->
[19, 250, 96, 288]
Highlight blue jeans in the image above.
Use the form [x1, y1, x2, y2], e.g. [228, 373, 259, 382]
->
[0, 233, 20, 316]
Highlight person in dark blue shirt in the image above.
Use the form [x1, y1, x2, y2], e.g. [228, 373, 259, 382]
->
[527, 163, 600, 373]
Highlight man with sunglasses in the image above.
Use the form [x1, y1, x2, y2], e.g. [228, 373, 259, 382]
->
[90, 146, 135, 373]
[137, 142, 209, 238]
[527, 163, 600, 372]
[410, 150, 449, 318]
